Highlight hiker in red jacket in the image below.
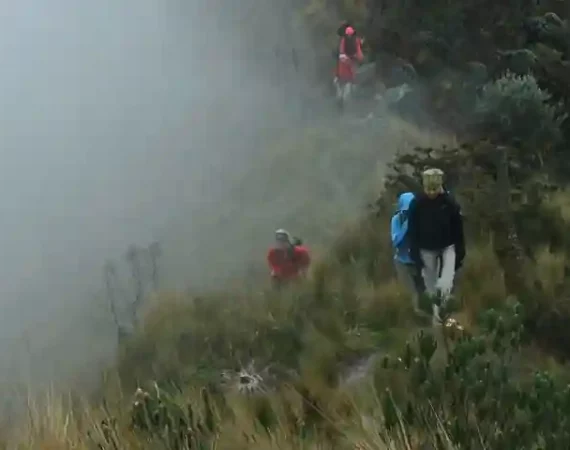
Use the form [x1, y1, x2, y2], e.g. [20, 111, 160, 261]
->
[334, 26, 364, 84]
[267, 229, 310, 288]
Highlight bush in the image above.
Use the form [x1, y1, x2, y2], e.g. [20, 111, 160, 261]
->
[378, 302, 570, 449]
[474, 72, 566, 152]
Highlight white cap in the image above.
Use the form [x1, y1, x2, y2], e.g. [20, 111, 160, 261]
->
[275, 229, 291, 241]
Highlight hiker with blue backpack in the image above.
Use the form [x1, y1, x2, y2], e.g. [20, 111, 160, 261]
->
[391, 192, 426, 314]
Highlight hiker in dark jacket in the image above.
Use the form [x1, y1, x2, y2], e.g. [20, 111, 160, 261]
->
[407, 168, 465, 324]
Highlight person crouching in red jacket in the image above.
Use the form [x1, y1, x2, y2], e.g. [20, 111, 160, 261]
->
[267, 229, 310, 289]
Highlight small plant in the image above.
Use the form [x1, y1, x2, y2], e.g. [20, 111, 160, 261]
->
[221, 362, 267, 395]
[127, 384, 218, 449]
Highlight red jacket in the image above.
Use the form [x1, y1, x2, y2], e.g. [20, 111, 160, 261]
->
[335, 37, 364, 82]
[267, 245, 310, 280]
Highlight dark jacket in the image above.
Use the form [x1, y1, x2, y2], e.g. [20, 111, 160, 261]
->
[407, 192, 465, 269]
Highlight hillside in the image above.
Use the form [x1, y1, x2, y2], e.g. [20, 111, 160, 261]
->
[14, 117, 570, 448]
[161, 116, 453, 289]
[160, 0, 570, 291]
[8, 0, 570, 449]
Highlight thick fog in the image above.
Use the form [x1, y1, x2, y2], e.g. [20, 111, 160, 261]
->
[0, 0, 317, 391]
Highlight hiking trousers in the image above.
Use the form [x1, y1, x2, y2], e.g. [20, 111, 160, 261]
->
[334, 77, 353, 102]
[394, 261, 424, 311]
[419, 245, 456, 323]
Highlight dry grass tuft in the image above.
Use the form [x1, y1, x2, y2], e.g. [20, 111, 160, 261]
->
[455, 239, 506, 318]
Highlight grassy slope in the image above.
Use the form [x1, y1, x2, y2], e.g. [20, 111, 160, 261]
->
[1, 116, 460, 447]
[8, 113, 570, 448]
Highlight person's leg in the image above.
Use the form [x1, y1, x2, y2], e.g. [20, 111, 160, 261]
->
[411, 264, 426, 296]
[437, 244, 457, 302]
[420, 249, 442, 325]
[343, 82, 352, 102]
[419, 250, 439, 295]
[335, 78, 342, 98]
[271, 276, 282, 291]
[394, 261, 421, 311]
[410, 265, 426, 314]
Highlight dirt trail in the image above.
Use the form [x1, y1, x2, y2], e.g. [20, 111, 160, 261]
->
[341, 352, 381, 386]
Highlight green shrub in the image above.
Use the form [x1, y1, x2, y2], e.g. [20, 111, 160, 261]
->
[475, 72, 566, 152]
[378, 302, 570, 449]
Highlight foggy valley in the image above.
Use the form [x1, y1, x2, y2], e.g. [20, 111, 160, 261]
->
[0, 0, 317, 394]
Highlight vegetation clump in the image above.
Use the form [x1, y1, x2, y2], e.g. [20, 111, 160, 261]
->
[380, 302, 570, 449]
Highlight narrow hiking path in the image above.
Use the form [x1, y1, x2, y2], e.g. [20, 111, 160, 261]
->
[342, 352, 380, 385]
[339, 326, 442, 387]
[339, 312, 458, 387]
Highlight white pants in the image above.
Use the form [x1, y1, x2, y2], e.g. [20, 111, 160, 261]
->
[419, 245, 456, 323]
[334, 78, 353, 102]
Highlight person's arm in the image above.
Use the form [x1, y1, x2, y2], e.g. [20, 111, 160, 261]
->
[296, 248, 311, 275]
[338, 38, 347, 60]
[302, 249, 311, 270]
[391, 213, 408, 248]
[355, 38, 364, 62]
[451, 202, 466, 268]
